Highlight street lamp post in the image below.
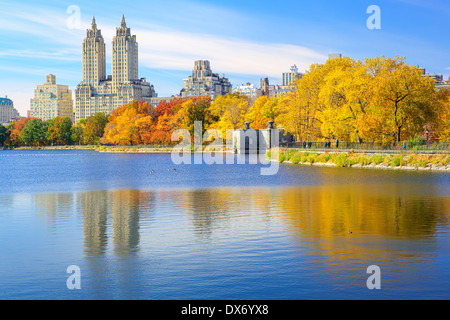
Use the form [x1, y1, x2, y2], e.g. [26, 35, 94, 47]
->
[426, 129, 429, 148]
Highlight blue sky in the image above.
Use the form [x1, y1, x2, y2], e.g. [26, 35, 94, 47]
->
[1, 0, 449, 116]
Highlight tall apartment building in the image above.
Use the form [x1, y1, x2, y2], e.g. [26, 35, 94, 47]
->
[181, 60, 232, 99]
[282, 65, 303, 86]
[0, 96, 20, 124]
[30, 74, 73, 121]
[75, 16, 155, 123]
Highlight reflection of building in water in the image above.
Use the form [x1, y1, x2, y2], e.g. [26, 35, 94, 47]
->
[181, 187, 279, 241]
[78, 189, 155, 257]
[33, 193, 74, 228]
[111, 190, 142, 256]
[79, 190, 110, 257]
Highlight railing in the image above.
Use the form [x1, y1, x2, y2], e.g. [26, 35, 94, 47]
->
[281, 141, 450, 153]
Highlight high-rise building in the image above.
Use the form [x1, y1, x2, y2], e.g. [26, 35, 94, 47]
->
[112, 16, 138, 89]
[30, 74, 73, 121]
[82, 18, 106, 86]
[282, 65, 303, 86]
[181, 60, 232, 99]
[0, 96, 20, 124]
[75, 16, 156, 123]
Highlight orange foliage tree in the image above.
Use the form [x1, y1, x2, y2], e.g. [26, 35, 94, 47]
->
[101, 101, 156, 145]
[8, 117, 36, 146]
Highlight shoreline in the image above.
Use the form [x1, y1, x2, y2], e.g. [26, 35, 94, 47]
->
[274, 149, 450, 172]
[279, 159, 450, 172]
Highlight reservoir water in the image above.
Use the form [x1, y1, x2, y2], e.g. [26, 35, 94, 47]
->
[0, 150, 449, 299]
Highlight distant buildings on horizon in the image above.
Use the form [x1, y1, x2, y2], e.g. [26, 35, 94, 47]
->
[0, 96, 20, 125]
[3, 17, 449, 124]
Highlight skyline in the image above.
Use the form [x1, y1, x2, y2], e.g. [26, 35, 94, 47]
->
[1, 0, 449, 117]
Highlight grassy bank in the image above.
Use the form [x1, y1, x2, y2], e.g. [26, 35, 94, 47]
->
[272, 149, 450, 172]
[94, 145, 174, 153]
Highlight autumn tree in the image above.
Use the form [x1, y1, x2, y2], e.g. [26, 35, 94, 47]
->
[47, 117, 73, 145]
[434, 88, 450, 142]
[150, 97, 187, 145]
[8, 117, 35, 146]
[170, 96, 213, 137]
[245, 96, 281, 130]
[101, 100, 156, 145]
[276, 63, 330, 142]
[318, 57, 372, 143]
[208, 93, 249, 134]
[365, 56, 437, 144]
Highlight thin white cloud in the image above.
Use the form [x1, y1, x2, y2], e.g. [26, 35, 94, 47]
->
[99, 25, 327, 78]
[0, 49, 79, 61]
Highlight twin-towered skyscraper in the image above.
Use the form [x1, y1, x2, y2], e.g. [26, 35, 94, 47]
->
[75, 16, 155, 123]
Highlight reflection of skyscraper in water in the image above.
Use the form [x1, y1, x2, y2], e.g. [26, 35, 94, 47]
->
[33, 193, 74, 228]
[111, 190, 141, 256]
[79, 189, 156, 257]
[79, 190, 110, 257]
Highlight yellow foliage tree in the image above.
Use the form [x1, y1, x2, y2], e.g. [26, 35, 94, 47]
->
[208, 93, 249, 134]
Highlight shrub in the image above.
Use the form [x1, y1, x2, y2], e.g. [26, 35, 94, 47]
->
[317, 153, 331, 163]
[308, 154, 317, 164]
[417, 157, 428, 168]
[334, 153, 351, 167]
[371, 154, 384, 165]
[391, 156, 403, 167]
[407, 135, 426, 149]
[355, 154, 371, 166]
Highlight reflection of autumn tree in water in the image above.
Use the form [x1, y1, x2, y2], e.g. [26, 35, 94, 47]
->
[276, 184, 446, 239]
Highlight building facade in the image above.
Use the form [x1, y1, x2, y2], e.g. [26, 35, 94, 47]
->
[282, 65, 303, 86]
[75, 16, 155, 123]
[232, 83, 262, 101]
[30, 74, 73, 121]
[0, 96, 20, 125]
[260, 77, 293, 98]
[181, 60, 232, 99]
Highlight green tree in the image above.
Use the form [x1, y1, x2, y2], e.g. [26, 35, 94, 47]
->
[71, 119, 87, 145]
[21, 119, 49, 146]
[58, 117, 73, 145]
[84, 113, 109, 145]
[0, 124, 7, 146]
